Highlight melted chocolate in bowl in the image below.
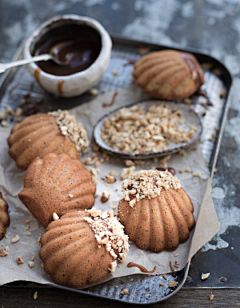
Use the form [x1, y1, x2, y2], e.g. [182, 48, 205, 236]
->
[33, 24, 101, 76]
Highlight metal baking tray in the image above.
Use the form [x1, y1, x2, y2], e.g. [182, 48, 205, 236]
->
[0, 35, 233, 304]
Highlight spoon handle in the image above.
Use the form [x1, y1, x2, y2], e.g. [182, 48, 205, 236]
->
[0, 54, 52, 73]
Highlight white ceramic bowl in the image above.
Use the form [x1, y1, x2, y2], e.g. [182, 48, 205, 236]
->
[24, 15, 112, 97]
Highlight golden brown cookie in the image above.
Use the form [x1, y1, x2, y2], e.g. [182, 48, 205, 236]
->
[133, 50, 204, 100]
[8, 110, 89, 170]
[0, 192, 10, 240]
[118, 170, 195, 252]
[19, 152, 96, 227]
[39, 209, 129, 288]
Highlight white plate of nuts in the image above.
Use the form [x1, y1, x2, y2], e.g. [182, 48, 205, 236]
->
[93, 100, 202, 159]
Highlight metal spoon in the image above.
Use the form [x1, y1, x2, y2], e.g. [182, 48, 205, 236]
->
[0, 43, 70, 74]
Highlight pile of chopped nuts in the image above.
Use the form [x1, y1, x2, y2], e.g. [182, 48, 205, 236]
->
[83, 208, 129, 272]
[49, 110, 89, 153]
[121, 170, 181, 207]
[0, 106, 23, 127]
[101, 104, 196, 154]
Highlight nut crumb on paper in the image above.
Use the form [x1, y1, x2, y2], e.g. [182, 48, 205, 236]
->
[11, 235, 20, 243]
[120, 166, 136, 180]
[179, 149, 186, 156]
[124, 160, 135, 167]
[193, 172, 201, 178]
[28, 261, 35, 268]
[17, 256, 24, 264]
[0, 249, 8, 257]
[5, 232, 11, 239]
[105, 175, 116, 184]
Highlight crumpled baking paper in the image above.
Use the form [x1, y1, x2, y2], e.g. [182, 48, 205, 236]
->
[0, 86, 220, 287]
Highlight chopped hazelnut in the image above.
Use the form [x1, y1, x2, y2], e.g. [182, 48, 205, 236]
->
[11, 235, 20, 243]
[17, 256, 24, 264]
[53, 212, 59, 221]
[120, 166, 135, 180]
[28, 261, 35, 268]
[201, 272, 210, 280]
[112, 69, 119, 76]
[168, 280, 178, 288]
[105, 175, 116, 184]
[220, 89, 226, 98]
[183, 98, 193, 105]
[121, 288, 128, 295]
[193, 172, 201, 178]
[0, 249, 8, 257]
[213, 68, 222, 76]
[138, 46, 150, 55]
[124, 160, 135, 167]
[89, 88, 99, 96]
[179, 149, 186, 156]
[1, 120, 9, 127]
[201, 63, 213, 71]
[33, 291, 38, 300]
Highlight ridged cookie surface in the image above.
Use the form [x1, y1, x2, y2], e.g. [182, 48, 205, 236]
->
[8, 111, 89, 170]
[118, 187, 195, 253]
[0, 192, 10, 240]
[39, 209, 129, 288]
[133, 50, 204, 100]
[19, 153, 96, 227]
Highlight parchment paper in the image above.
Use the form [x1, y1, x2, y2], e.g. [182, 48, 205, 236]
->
[0, 86, 220, 287]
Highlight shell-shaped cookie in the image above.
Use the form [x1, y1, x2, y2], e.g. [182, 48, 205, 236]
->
[118, 187, 195, 253]
[0, 192, 10, 240]
[19, 153, 96, 228]
[133, 50, 204, 100]
[39, 210, 128, 288]
[8, 111, 89, 170]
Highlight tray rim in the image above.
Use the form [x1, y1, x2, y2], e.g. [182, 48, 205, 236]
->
[0, 34, 233, 304]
